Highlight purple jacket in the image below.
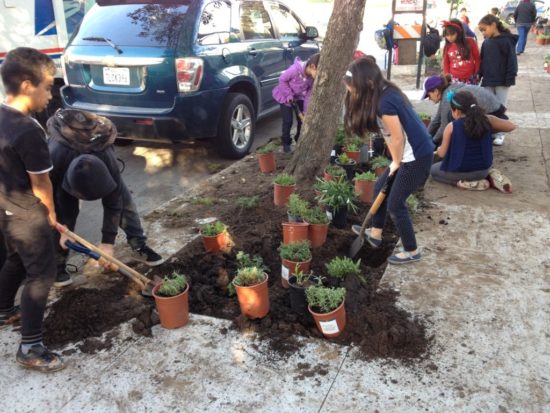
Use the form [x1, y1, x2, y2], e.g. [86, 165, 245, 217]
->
[272, 57, 314, 112]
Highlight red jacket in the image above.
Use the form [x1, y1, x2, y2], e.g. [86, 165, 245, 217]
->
[443, 37, 480, 82]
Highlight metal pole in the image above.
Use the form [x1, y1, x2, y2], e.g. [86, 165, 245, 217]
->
[387, 0, 397, 80]
[416, 0, 428, 89]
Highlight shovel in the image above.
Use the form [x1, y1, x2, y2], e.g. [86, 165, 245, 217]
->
[56, 224, 159, 297]
[348, 173, 395, 258]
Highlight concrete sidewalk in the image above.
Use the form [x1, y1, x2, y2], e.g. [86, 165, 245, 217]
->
[2, 40, 549, 413]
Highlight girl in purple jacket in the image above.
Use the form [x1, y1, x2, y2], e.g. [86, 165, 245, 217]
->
[272, 53, 320, 153]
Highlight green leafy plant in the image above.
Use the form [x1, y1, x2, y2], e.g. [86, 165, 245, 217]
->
[354, 171, 377, 181]
[417, 112, 431, 120]
[233, 266, 266, 287]
[324, 164, 346, 178]
[237, 196, 259, 209]
[544, 54, 550, 64]
[273, 173, 296, 186]
[191, 196, 214, 206]
[306, 286, 346, 313]
[406, 194, 419, 214]
[370, 155, 390, 170]
[278, 240, 312, 262]
[236, 251, 267, 272]
[290, 268, 315, 287]
[315, 178, 358, 213]
[157, 272, 187, 297]
[201, 221, 226, 236]
[287, 193, 310, 217]
[257, 142, 278, 154]
[303, 206, 330, 225]
[325, 257, 361, 280]
[336, 152, 355, 165]
[335, 125, 346, 146]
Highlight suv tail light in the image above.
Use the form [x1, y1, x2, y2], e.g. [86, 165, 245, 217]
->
[175, 58, 203, 93]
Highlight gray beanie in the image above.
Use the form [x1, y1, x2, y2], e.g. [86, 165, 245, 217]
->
[62, 154, 117, 200]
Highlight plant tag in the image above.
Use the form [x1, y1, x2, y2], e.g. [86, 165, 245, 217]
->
[281, 265, 289, 280]
[330, 150, 336, 157]
[319, 319, 339, 335]
[326, 210, 333, 221]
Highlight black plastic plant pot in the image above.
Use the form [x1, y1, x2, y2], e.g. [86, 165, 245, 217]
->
[287, 212, 303, 223]
[329, 206, 348, 229]
[336, 160, 356, 182]
[288, 276, 308, 314]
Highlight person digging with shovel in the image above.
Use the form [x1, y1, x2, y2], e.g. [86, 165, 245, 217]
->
[47, 109, 163, 287]
[344, 58, 434, 264]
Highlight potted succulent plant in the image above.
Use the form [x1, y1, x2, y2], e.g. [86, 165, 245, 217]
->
[417, 111, 431, 127]
[315, 178, 358, 229]
[323, 164, 346, 182]
[152, 272, 190, 329]
[286, 193, 309, 223]
[344, 136, 363, 162]
[325, 257, 361, 280]
[278, 240, 312, 289]
[370, 155, 390, 176]
[288, 269, 319, 314]
[303, 206, 330, 248]
[335, 152, 357, 181]
[232, 260, 269, 319]
[273, 173, 296, 207]
[354, 170, 376, 203]
[282, 194, 310, 244]
[536, 33, 546, 45]
[256, 142, 278, 173]
[200, 221, 228, 253]
[306, 285, 346, 338]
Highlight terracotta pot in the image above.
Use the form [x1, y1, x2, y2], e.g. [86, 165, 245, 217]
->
[421, 118, 431, 127]
[201, 231, 228, 253]
[280, 257, 312, 288]
[307, 222, 329, 248]
[257, 152, 276, 173]
[153, 283, 190, 329]
[374, 166, 386, 177]
[273, 183, 295, 207]
[282, 222, 309, 245]
[354, 179, 375, 203]
[547, 65, 550, 74]
[234, 274, 269, 319]
[536, 38, 545, 45]
[308, 299, 346, 338]
[344, 149, 360, 163]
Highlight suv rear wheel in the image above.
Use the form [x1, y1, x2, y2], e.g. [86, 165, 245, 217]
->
[217, 93, 255, 159]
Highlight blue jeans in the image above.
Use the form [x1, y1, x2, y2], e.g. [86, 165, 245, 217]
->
[280, 100, 303, 147]
[516, 25, 529, 54]
[371, 155, 432, 252]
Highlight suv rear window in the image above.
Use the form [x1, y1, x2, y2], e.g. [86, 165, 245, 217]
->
[73, 4, 189, 47]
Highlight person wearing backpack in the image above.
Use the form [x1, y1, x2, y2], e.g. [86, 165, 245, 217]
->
[47, 109, 164, 287]
[514, 0, 537, 55]
[442, 19, 480, 84]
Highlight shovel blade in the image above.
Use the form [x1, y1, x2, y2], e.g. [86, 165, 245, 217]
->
[348, 235, 364, 258]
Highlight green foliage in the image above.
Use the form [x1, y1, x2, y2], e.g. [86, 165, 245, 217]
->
[257, 142, 278, 154]
[237, 196, 259, 209]
[335, 125, 346, 146]
[354, 171, 377, 181]
[233, 266, 266, 287]
[417, 112, 431, 120]
[306, 286, 346, 313]
[336, 152, 355, 165]
[273, 173, 296, 186]
[325, 257, 361, 280]
[315, 178, 358, 213]
[290, 268, 314, 287]
[278, 240, 311, 262]
[406, 194, 419, 214]
[236, 251, 267, 272]
[302, 206, 330, 225]
[545, 54, 550, 63]
[207, 163, 224, 174]
[157, 273, 187, 297]
[201, 221, 226, 236]
[370, 155, 390, 170]
[287, 193, 310, 217]
[191, 197, 214, 206]
[324, 164, 346, 178]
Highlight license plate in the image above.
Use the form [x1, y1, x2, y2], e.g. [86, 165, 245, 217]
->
[103, 67, 130, 86]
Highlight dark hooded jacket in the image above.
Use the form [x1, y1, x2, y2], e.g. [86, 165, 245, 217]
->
[47, 110, 122, 244]
[479, 32, 518, 87]
[514, 1, 537, 26]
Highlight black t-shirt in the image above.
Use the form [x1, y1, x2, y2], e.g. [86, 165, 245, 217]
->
[0, 104, 53, 213]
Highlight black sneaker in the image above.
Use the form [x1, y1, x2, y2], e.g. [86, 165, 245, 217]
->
[54, 271, 73, 288]
[131, 245, 164, 266]
[0, 306, 21, 330]
[16, 344, 65, 373]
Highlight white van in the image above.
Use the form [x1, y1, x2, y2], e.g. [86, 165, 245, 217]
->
[0, 0, 93, 117]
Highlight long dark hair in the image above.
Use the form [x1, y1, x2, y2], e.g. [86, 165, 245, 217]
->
[449, 91, 490, 139]
[443, 19, 471, 60]
[343, 58, 410, 137]
[478, 14, 511, 34]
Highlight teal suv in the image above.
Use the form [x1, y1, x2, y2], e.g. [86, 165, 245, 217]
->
[61, 0, 319, 158]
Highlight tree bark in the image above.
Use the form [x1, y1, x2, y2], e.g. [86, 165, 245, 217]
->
[285, 0, 366, 184]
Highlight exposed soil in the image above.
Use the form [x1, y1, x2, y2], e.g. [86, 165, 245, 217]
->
[44, 153, 431, 360]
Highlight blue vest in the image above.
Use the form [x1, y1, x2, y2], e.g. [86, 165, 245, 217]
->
[441, 118, 493, 172]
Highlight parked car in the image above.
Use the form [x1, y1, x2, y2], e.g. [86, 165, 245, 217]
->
[60, 0, 319, 158]
[499, 0, 547, 25]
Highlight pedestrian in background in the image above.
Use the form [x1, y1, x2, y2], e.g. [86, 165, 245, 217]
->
[514, 0, 537, 55]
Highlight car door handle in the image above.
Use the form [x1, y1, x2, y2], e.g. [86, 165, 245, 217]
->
[248, 49, 258, 56]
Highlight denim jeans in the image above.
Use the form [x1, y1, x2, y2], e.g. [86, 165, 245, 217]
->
[430, 161, 489, 186]
[119, 181, 147, 250]
[280, 100, 303, 147]
[516, 25, 529, 54]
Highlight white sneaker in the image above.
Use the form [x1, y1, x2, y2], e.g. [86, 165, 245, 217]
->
[493, 134, 505, 146]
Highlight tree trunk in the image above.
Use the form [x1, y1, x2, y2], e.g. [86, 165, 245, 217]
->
[285, 0, 366, 184]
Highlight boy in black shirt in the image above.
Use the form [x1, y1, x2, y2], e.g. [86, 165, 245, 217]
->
[0, 48, 65, 372]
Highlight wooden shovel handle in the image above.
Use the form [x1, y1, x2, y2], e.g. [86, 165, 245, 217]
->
[56, 223, 149, 288]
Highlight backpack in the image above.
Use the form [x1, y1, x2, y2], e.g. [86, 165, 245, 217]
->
[374, 20, 396, 51]
[423, 25, 441, 57]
